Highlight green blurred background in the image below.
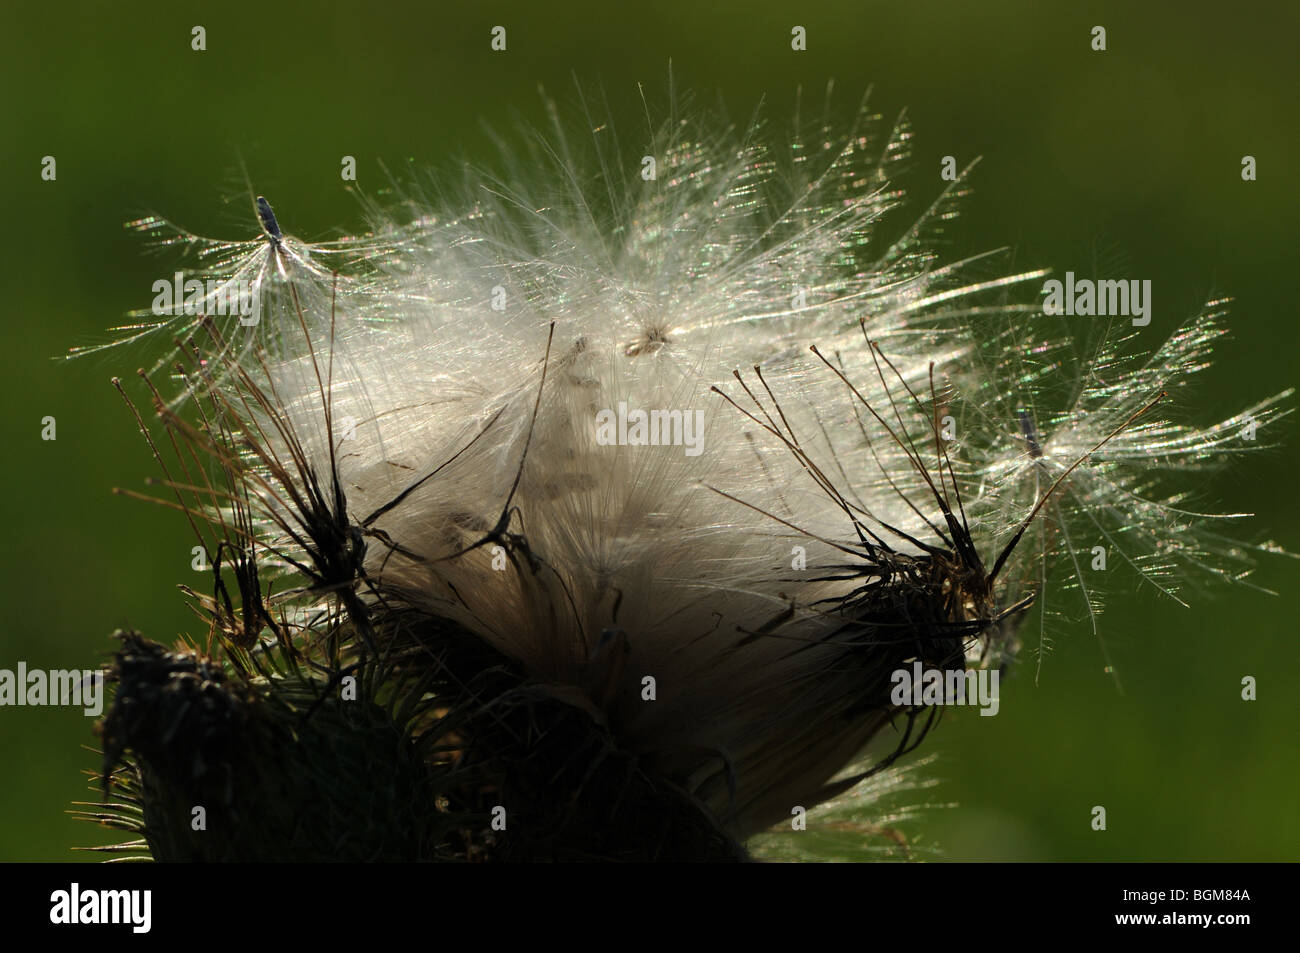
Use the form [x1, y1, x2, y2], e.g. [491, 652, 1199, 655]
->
[1, 1, 1295, 861]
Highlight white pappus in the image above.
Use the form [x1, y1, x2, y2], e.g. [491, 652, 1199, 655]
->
[95, 80, 1290, 860]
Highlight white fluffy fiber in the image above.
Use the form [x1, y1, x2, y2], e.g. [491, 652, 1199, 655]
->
[124, 84, 1288, 838]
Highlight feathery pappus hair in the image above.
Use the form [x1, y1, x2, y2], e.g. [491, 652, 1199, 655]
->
[78, 80, 1291, 862]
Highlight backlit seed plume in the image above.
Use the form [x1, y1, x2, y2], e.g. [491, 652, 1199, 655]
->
[82, 82, 1290, 861]
[941, 307, 1293, 682]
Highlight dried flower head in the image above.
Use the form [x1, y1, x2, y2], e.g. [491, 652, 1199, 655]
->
[79, 82, 1289, 861]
